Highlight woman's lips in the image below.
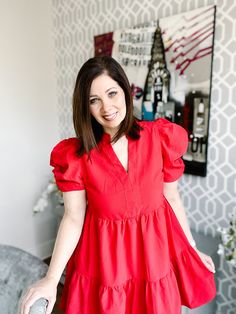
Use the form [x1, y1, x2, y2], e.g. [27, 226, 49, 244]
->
[103, 112, 118, 121]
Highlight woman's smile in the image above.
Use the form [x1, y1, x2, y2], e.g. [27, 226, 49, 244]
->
[103, 112, 118, 121]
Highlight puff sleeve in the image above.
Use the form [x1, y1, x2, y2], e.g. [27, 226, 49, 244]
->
[50, 138, 85, 192]
[156, 118, 188, 182]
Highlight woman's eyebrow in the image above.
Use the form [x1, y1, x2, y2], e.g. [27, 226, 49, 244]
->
[90, 87, 117, 98]
[105, 87, 117, 93]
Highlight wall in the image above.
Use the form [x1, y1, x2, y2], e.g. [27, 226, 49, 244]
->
[50, 0, 236, 312]
[0, 0, 59, 258]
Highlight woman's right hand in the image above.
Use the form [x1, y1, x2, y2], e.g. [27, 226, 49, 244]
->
[20, 276, 58, 314]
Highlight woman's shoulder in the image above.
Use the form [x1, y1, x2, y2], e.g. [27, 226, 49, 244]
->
[137, 118, 186, 135]
[52, 137, 81, 152]
[137, 119, 188, 148]
[50, 137, 82, 165]
[137, 118, 166, 136]
[50, 138, 85, 191]
[136, 119, 155, 130]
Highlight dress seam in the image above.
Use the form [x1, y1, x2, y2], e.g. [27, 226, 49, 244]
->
[74, 267, 173, 289]
[87, 202, 166, 222]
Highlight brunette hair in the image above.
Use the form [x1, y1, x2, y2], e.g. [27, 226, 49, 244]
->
[73, 56, 142, 155]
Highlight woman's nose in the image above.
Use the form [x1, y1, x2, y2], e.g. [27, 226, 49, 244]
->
[101, 98, 112, 111]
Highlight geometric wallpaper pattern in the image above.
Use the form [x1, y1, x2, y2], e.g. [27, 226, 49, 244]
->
[51, 0, 236, 313]
[217, 257, 236, 313]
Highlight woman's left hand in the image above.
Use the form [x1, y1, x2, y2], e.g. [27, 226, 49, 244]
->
[195, 249, 216, 273]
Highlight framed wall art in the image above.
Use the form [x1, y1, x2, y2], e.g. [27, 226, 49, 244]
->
[94, 5, 216, 177]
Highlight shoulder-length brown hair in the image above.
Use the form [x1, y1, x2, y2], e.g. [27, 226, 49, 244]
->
[73, 56, 142, 155]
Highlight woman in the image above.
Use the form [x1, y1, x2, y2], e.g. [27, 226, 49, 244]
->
[21, 56, 216, 314]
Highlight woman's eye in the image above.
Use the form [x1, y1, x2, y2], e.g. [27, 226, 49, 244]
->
[90, 98, 99, 104]
[108, 91, 117, 97]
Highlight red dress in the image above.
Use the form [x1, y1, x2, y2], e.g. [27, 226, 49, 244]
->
[50, 118, 216, 314]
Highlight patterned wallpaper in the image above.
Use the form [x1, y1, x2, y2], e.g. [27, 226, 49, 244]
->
[50, 0, 236, 313]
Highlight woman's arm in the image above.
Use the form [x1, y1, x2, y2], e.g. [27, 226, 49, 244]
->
[46, 190, 87, 283]
[20, 190, 87, 314]
[163, 181, 194, 244]
[163, 180, 215, 273]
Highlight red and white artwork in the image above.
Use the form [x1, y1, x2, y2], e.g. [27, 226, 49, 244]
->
[94, 5, 216, 176]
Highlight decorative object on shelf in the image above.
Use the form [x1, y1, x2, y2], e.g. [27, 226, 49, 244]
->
[217, 212, 236, 267]
[33, 179, 63, 214]
[142, 21, 170, 121]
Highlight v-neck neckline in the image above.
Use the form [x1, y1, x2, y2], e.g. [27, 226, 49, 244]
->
[102, 133, 130, 176]
[111, 136, 129, 174]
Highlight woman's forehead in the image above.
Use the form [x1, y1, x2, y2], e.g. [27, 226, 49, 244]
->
[90, 74, 119, 94]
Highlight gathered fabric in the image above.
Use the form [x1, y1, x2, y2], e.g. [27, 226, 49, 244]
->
[50, 118, 216, 314]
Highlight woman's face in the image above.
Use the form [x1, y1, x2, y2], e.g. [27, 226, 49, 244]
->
[89, 73, 126, 136]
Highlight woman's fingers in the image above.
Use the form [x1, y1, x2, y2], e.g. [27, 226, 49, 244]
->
[205, 256, 215, 273]
[22, 295, 54, 314]
[46, 298, 56, 314]
[20, 287, 40, 314]
[20, 295, 33, 314]
[19, 277, 57, 314]
[196, 250, 216, 273]
[203, 255, 215, 273]
[20, 292, 33, 314]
